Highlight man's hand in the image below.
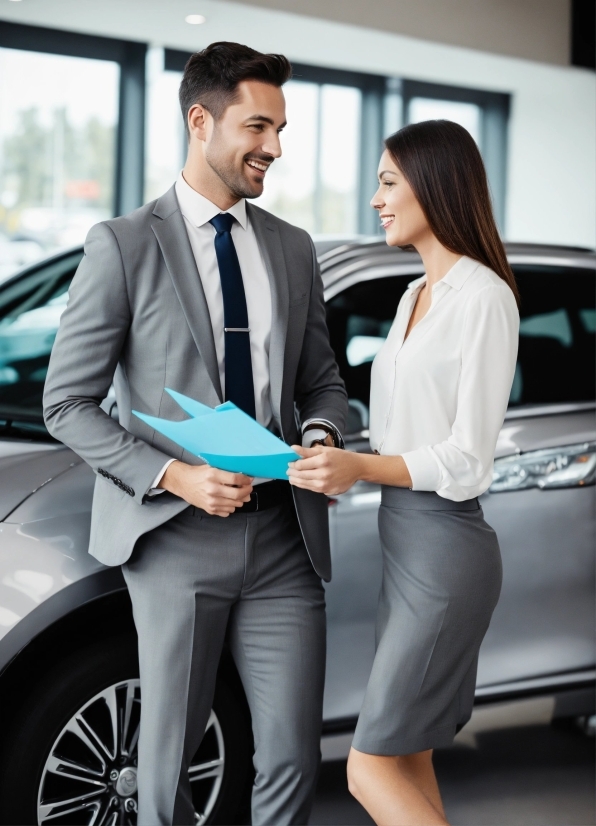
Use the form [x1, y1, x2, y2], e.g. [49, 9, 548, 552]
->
[159, 461, 253, 516]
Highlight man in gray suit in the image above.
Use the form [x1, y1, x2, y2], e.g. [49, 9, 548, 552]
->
[43, 42, 347, 826]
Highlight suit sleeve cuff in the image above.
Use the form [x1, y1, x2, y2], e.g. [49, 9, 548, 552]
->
[401, 447, 443, 491]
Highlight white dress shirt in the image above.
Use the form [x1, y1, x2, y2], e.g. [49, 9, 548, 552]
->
[369, 256, 519, 501]
[149, 174, 338, 494]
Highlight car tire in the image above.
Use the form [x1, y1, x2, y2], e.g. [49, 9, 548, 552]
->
[0, 635, 253, 826]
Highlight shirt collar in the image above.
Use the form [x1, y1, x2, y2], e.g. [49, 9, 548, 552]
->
[441, 255, 480, 290]
[175, 171, 248, 230]
[406, 256, 480, 294]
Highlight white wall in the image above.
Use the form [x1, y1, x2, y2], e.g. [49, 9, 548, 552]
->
[2, 0, 595, 247]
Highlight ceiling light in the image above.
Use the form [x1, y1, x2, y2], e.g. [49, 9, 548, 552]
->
[185, 14, 206, 24]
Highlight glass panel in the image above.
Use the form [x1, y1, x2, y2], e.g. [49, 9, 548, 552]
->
[326, 275, 411, 433]
[511, 265, 596, 406]
[145, 49, 185, 203]
[318, 85, 360, 234]
[257, 80, 318, 233]
[407, 98, 481, 144]
[0, 48, 119, 282]
[384, 78, 403, 137]
[258, 81, 360, 235]
[519, 309, 573, 347]
[580, 308, 596, 333]
[0, 251, 82, 437]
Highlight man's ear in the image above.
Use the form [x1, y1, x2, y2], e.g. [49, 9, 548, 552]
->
[187, 103, 211, 142]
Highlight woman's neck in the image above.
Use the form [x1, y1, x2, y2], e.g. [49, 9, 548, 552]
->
[415, 234, 463, 289]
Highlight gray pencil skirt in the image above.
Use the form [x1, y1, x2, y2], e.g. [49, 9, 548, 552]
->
[352, 486, 502, 756]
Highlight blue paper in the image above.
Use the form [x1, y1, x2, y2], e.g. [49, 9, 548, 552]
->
[133, 389, 299, 480]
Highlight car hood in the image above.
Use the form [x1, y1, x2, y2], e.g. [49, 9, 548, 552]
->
[0, 440, 82, 521]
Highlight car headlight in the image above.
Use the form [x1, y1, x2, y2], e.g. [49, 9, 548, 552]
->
[490, 442, 596, 493]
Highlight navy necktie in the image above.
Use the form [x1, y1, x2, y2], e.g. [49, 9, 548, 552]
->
[210, 213, 256, 419]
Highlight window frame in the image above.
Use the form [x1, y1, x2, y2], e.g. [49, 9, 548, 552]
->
[0, 20, 146, 217]
[0, 27, 511, 233]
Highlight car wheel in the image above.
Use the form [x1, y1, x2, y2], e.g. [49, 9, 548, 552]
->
[0, 636, 253, 825]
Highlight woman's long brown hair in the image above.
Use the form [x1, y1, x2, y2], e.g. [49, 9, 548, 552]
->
[384, 120, 520, 305]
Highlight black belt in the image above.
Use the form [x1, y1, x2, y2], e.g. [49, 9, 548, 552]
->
[237, 479, 291, 513]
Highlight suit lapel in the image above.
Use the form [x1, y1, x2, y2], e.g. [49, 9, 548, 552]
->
[248, 204, 289, 425]
[152, 187, 223, 402]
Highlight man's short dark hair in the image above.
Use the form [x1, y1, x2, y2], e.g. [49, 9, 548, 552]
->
[179, 42, 292, 136]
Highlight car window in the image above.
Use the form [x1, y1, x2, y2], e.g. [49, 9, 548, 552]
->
[326, 275, 412, 433]
[0, 252, 81, 439]
[327, 262, 596, 434]
[511, 265, 595, 406]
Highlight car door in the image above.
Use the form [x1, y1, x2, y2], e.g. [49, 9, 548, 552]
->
[321, 254, 596, 723]
[477, 260, 596, 690]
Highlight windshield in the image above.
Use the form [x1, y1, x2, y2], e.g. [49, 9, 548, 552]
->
[0, 251, 81, 440]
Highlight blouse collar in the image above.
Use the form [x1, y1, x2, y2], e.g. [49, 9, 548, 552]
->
[406, 256, 481, 294]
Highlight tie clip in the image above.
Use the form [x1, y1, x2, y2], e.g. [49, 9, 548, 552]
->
[224, 327, 251, 332]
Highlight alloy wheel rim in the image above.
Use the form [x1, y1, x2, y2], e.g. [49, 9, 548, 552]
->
[37, 679, 225, 826]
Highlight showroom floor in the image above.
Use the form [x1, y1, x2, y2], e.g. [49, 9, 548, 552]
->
[310, 698, 595, 826]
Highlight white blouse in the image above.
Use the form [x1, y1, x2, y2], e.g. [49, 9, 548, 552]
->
[369, 255, 519, 501]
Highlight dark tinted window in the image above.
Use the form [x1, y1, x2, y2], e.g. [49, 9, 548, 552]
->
[511, 265, 595, 406]
[326, 275, 411, 433]
[0, 252, 81, 439]
[327, 263, 596, 433]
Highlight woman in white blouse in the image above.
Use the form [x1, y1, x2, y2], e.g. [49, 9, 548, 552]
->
[288, 120, 519, 826]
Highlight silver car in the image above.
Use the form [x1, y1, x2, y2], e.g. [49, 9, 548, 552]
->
[0, 241, 593, 825]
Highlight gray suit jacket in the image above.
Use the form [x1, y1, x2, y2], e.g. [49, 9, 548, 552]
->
[43, 186, 347, 581]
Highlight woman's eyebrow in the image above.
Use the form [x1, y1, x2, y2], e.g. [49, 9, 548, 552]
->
[378, 170, 398, 178]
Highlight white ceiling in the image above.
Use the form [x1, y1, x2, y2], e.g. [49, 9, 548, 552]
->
[233, 0, 572, 65]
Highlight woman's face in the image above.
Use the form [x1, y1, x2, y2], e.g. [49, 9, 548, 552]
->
[371, 150, 430, 248]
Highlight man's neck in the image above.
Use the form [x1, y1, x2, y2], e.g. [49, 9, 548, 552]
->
[182, 162, 239, 212]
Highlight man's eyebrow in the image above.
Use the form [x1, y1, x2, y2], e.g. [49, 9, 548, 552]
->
[244, 114, 287, 128]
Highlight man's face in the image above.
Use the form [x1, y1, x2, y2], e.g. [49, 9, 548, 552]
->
[204, 80, 286, 200]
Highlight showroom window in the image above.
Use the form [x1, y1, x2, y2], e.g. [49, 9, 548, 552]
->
[145, 47, 186, 204]
[148, 49, 510, 238]
[408, 98, 481, 144]
[0, 28, 511, 270]
[0, 47, 119, 281]
[0, 21, 146, 282]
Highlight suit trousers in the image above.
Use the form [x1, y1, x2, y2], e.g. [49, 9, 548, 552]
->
[122, 497, 326, 826]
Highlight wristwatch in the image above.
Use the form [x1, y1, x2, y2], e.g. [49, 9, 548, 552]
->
[301, 418, 345, 449]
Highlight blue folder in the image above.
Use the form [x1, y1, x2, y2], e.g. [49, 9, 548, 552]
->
[133, 389, 299, 480]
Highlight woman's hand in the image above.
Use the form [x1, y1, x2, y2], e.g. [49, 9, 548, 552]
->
[287, 445, 362, 495]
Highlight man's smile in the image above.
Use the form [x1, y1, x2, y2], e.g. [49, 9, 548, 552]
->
[245, 158, 271, 177]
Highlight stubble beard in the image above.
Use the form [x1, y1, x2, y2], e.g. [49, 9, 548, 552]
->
[205, 133, 262, 201]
